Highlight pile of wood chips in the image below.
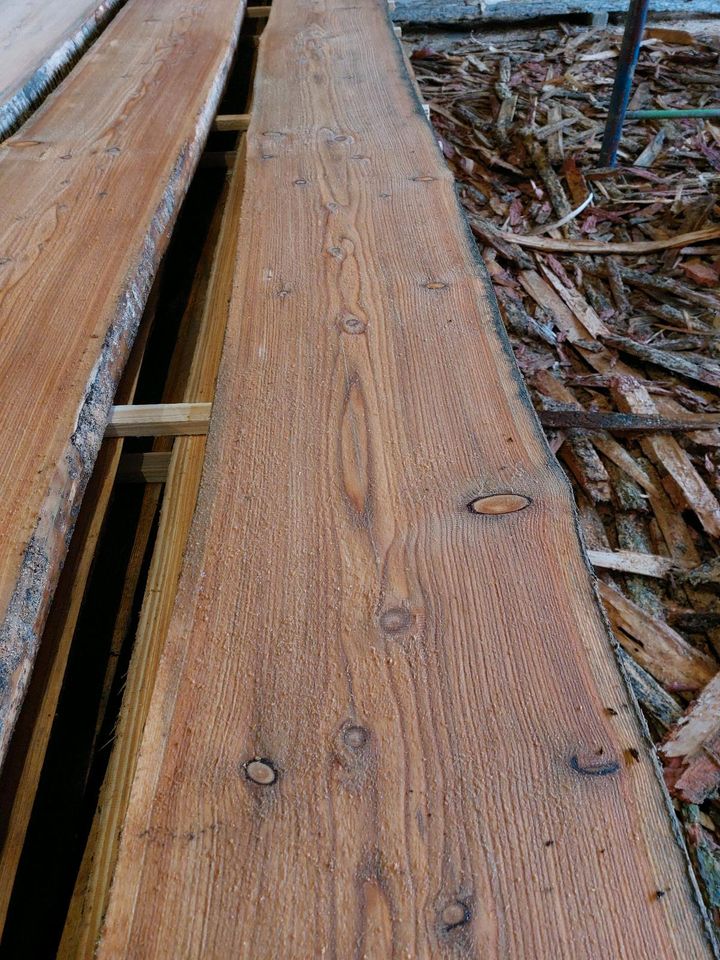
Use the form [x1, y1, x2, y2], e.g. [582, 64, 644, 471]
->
[408, 20, 720, 924]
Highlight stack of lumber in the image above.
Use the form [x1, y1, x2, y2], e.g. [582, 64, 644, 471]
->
[1, 0, 719, 956]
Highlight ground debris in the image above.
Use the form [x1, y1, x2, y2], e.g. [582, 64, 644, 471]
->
[408, 19, 720, 926]
[663, 672, 720, 803]
[683, 804, 720, 926]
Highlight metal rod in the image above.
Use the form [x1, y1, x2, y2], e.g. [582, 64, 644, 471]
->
[598, 0, 650, 167]
[627, 108, 720, 120]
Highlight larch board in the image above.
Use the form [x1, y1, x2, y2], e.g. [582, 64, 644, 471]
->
[0, 0, 246, 761]
[0, 0, 124, 140]
[97, 0, 716, 957]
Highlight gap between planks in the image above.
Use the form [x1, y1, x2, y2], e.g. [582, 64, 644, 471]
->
[0, 278, 158, 932]
[59, 138, 248, 959]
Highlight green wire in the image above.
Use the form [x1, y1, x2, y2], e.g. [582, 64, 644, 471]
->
[626, 108, 720, 120]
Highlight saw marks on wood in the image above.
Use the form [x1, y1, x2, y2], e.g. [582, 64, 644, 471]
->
[0, 0, 246, 762]
[97, 0, 716, 956]
[0, 0, 125, 139]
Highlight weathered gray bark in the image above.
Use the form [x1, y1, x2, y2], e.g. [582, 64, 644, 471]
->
[393, 0, 720, 24]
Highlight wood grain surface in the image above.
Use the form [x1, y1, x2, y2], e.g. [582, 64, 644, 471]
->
[0, 0, 125, 140]
[96, 0, 717, 956]
[0, 0, 245, 762]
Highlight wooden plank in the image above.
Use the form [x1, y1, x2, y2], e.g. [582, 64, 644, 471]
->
[96, 1, 716, 957]
[116, 453, 172, 484]
[61, 139, 248, 960]
[212, 113, 250, 132]
[0, 0, 125, 140]
[392, 0, 720, 23]
[0, 288, 153, 933]
[201, 150, 238, 169]
[106, 402, 212, 437]
[0, 0, 246, 763]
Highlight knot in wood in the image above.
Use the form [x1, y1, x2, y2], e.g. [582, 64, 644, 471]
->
[341, 314, 366, 335]
[570, 752, 620, 778]
[468, 493, 531, 516]
[379, 606, 412, 635]
[441, 900, 471, 931]
[244, 758, 278, 785]
[343, 725, 369, 749]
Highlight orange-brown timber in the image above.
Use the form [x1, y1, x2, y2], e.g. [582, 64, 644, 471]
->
[96, 0, 716, 956]
[0, 0, 246, 760]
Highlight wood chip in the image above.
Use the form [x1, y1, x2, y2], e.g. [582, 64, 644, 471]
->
[497, 226, 720, 255]
[599, 582, 717, 691]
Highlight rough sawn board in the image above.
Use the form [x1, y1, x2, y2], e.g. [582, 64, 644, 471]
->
[97, 0, 717, 956]
[0, 0, 246, 761]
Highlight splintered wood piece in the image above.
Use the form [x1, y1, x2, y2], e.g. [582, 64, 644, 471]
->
[587, 549, 685, 578]
[498, 226, 720, 255]
[0, 0, 124, 140]
[599, 582, 717, 692]
[534, 332, 720, 541]
[519, 269, 591, 341]
[0, 0, 246, 762]
[96, 2, 716, 957]
[612, 379, 720, 538]
[654, 397, 720, 449]
[618, 647, 684, 732]
[538, 408, 720, 434]
[532, 370, 659, 495]
[662, 672, 720, 804]
[591, 434, 659, 495]
[536, 262, 610, 339]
